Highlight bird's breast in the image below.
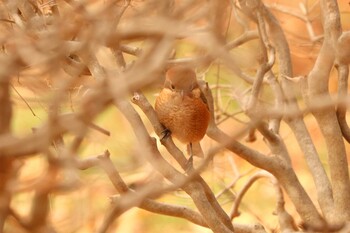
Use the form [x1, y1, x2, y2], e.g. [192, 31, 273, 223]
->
[155, 88, 210, 144]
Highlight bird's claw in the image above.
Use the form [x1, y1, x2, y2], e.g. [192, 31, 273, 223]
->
[160, 128, 171, 141]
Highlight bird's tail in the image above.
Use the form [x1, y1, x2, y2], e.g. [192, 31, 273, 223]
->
[187, 142, 204, 157]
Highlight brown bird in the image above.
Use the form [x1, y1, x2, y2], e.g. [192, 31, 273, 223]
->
[155, 66, 210, 168]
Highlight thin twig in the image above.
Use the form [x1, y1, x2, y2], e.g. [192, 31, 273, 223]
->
[229, 171, 273, 219]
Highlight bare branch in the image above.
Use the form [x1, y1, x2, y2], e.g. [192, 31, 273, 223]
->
[245, 0, 334, 222]
[76, 151, 209, 229]
[336, 32, 350, 142]
[204, 70, 325, 227]
[335, 64, 350, 142]
[272, 178, 299, 232]
[229, 171, 272, 219]
[114, 97, 234, 233]
[308, 0, 350, 222]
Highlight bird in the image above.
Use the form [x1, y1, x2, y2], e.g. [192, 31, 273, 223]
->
[155, 66, 210, 169]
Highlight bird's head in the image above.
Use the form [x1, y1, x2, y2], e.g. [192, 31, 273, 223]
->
[164, 66, 198, 96]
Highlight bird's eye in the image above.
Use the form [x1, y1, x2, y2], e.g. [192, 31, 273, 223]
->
[170, 84, 175, 90]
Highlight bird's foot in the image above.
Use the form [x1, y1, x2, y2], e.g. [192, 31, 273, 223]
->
[160, 128, 171, 141]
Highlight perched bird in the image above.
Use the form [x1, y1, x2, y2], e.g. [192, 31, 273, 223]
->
[155, 66, 210, 168]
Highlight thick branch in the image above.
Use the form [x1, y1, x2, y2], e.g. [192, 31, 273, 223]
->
[336, 64, 350, 142]
[336, 32, 350, 142]
[249, 0, 334, 221]
[308, 0, 350, 222]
